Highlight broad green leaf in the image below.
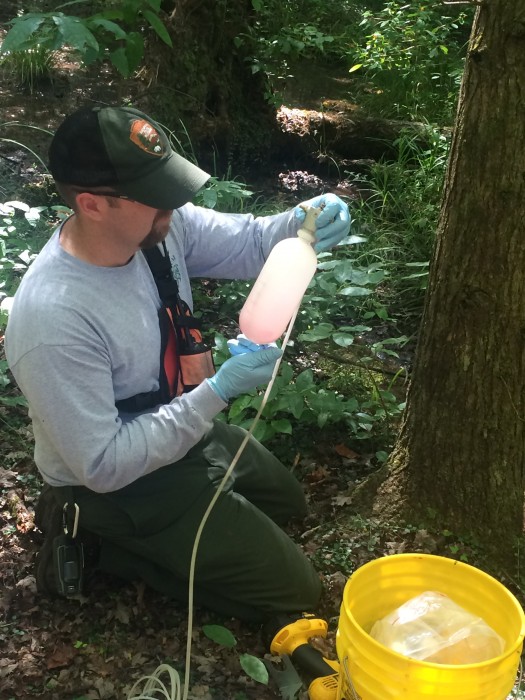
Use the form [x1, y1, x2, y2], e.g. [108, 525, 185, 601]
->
[0, 15, 47, 53]
[332, 332, 354, 348]
[316, 277, 337, 294]
[339, 325, 371, 333]
[240, 654, 268, 684]
[229, 394, 252, 419]
[202, 624, 237, 648]
[109, 46, 129, 76]
[87, 18, 127, 40]
[347, 234, 367, 245]
[298, 322, 333, 342]
[316, 259, 338, 271]
[0, 395, 28, 407]
[142, 9, 172, 47]
[201, 188, 218, 209]
[3, 200, 29, 212]
[125, 32, 144, 73]
[25, 207, 45, 224]
[332, 260, 355, 283]
[252, 420, 271, 442]
[53, 15, 99, 53]
[279, 361, 294, 384]
[295, 369, 314, 391]
[287, 392, 305, 419]
[339, 286, 371, 297]
[270, 418, 293, 435]
[317, 412, 329, 428]
[366, 269, 386, 284]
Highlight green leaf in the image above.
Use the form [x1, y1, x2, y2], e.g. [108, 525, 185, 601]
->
[201, 188, 218, 209]
[240, 654, 268, 684]
[270, 418, 293, 435]
[317, 412, 329, 428]
[295, 369, 314, 391]
[349, 63, 363, 72]
[331, 260, 355, 283]
[332, 332, 354, 348]
[142, 9, 172, 47]
[287, 392, 305, 419]
[229, 394, 252, 419]
[279, 361, 294, 384]
[3, 200, 30, 212]
[339, 286, 372, 297]
[127, 34, 144, 73]
[53, 15, 99, 53]
[109, 46, 129, 76]
[252, 420, 272, 442]
[0, 15, 47, 53]
[202, 624, 237, 648]
[298, 322, 334, 342]
[87, 18, 127, 40]
[347, 234, 367, 245]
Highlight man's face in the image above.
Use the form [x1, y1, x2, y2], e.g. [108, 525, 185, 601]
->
[139, 208, 173, 249]
[100, 196, 174, 251]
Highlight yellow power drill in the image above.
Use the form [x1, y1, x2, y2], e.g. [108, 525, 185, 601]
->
[269, 614, 339, 700]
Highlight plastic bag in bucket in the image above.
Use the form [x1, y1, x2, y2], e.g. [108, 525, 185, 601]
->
[336, 554, 525, 700]
[370, 590, 505, 664]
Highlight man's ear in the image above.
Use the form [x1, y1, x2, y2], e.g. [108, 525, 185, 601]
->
[75, 192, 107, 220]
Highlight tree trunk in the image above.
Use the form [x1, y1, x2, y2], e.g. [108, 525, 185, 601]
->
[141, 0, 276, 174]
[374, 1, 525, 555]
[276, 104, 439, 163]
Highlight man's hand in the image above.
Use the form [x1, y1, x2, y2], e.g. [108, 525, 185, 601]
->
[294, 193, 351, 253]
[207, 337, 282, 401]
[227, 334, 278, 356]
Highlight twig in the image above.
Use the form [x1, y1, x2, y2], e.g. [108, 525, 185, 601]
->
[317, 347, 409, 379]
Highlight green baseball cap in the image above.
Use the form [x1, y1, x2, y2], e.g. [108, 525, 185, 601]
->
[48, 105, 210, 209]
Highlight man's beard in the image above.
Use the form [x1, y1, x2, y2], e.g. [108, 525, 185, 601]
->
[139, 210, 173, 249]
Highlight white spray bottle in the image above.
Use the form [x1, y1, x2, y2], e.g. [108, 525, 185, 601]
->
[239, 205, 321, 344]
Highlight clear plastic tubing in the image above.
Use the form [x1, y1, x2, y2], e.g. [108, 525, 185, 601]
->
[239, 205, 321, 344]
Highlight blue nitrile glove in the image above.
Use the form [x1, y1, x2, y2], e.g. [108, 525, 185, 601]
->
[294, 193, 351, 253]
[207, 345, 282, 401]
[227, 333, 278, 356]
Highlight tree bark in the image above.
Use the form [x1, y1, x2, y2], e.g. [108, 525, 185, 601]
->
[374, 0, 525, 556]
[141, 0, 276, 173]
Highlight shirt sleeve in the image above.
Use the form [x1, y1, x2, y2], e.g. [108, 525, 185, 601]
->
[13, 341, 226, 493]
[175, 203, 300, 279]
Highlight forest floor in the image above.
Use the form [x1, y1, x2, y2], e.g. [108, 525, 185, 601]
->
[1, 35, 524, 700]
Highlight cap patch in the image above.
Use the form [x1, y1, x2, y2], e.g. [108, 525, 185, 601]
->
[129, 119, 165, 157]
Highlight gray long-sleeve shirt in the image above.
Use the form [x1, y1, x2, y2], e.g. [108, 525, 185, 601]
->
[5, 202, 299, 492]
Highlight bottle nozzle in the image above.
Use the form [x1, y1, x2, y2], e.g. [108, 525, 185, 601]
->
[297, 204, 323, 244]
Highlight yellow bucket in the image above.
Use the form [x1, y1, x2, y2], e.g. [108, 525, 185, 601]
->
[336, 553, 525, 700]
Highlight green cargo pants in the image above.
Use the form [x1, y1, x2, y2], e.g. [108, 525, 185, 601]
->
[55, 420, 321, 621]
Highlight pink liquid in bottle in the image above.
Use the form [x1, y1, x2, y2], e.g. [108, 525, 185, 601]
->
[239, 206, 320, 343]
